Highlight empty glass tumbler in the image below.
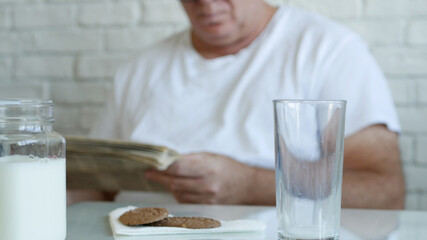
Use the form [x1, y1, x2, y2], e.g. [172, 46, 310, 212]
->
[274, 99, 346, 240]
[0, 99, 66, 240]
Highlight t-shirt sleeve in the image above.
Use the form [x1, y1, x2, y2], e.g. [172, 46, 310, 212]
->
[318, 35, 401, 137]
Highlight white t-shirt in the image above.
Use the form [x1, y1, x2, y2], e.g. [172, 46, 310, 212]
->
[91, 6, 400, 170]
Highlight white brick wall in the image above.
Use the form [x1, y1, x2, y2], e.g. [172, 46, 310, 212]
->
[33, 30, 102, 52]
[14, 5, 74, 28]
[0, 33, 33, 53]
[398, 107, 427, 133]
[1, 0, 427, 210]
[405, 193, 419, 209]
[78, 2, 140, 26]
[0, 8, 11, 29]
[416, 136, 427, 164]
[404, 166, 427, 192]
[408, 20, 427, 45]
[0, 82, 49, 99]
[106, 26, 178, 51]
[16, 56, 74, 78]
[366, 0, 427, 17]
[50, 82, 110, 105]
[399, 135, 415, 163]
[389, 79, 417, 104]
[141, 0, 188, 23]
[290, 0, 362, 19]
[373, 48, 427, 76]
[76, 55, 127, 79]
[0, 58, 11, 78]
[344, 20, 405, 45]
[418, 80, 427, 103]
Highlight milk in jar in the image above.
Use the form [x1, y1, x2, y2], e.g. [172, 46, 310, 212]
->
[0, 155, 66, 240]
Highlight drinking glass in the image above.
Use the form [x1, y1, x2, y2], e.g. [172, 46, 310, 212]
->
[274, 99, 346, 240]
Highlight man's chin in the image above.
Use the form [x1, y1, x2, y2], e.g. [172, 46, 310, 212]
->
[196, 26, 237, 42]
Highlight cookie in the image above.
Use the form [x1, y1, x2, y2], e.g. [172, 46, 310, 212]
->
[119, 207, 169, 226]
[147, 217, 221, 229]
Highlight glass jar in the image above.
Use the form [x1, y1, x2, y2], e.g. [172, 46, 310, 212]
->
[0, 99, 66, 240]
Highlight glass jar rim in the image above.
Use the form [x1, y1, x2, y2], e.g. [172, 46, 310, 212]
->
[0, 98, 55, 124]
[0, 98, 53, 107]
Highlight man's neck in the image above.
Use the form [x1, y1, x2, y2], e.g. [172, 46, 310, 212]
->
[192, 5, 277, 59]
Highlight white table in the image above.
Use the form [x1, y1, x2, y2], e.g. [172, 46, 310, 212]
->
[66, 202, 427, 240]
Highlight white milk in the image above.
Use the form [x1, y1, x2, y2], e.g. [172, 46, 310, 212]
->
[0, 155, 66, 240]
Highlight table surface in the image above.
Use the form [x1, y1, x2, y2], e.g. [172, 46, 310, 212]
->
[66, 202, 427, 240]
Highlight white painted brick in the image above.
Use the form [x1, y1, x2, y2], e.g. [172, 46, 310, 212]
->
[0, 82, 47, 98]
[0, 8, 11, 29]
[50, 83, 110, 104]
[51, 107, 88, 136]
[408, 20, 427, 45]
[106, 27, 176, 51]
[141, 0, 189, 24]
[14, 5, 73, 28]
[16, 56, 73, 78]
[399, 135, 415, 163]
[420, 194, 427, 210]
[405, 192, 419, 210]
[289, 0, 361, 19]
[366, 0, 427, 17]
[397, 106, 427, 133]
[0, 58, 12, 78]
[389, 79, 416, 104]
[52, 105, 80, 132]
[33, 30, 102, 52]
[415, 136, 427, 165]
[80, 106, 104, 130]
[78, 2, 140, 26]
[0, 33, 33, 53]
[404, 165, 427, 191]
[0, 0, 27, 2]
[344, 20, 405, 45]
[76, 55, 127, 78]
[373, 47, 427, 76]
[62, 131, 88, 138]
[417, 80, 427, 103]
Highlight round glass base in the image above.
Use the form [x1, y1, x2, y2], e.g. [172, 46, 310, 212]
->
[278, 233, 339, 240]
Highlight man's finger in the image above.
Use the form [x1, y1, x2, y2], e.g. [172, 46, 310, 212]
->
[144, 171, 174, 190]
[145, 171, 205, 193]
[169, 177, 211, 194]
[163, 156, 208, 177]
[173, 191, 216, 204]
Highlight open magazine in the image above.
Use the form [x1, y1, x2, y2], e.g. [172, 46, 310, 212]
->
[65, 136, 180, 191]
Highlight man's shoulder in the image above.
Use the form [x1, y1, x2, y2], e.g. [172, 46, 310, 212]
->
[281, 5, 358, 43]
[112, 29, 189, 89]
[273, 5, 365, 62]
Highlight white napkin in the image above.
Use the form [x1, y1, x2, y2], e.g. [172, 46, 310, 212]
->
[109, 206, 267, 236]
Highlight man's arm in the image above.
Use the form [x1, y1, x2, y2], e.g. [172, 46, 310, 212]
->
[146, 124, 405, 208]
[341, 124, 405, 209]
[239, 124, 405, 208]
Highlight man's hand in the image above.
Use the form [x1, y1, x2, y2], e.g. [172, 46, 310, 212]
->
[145, 152, 270, 204]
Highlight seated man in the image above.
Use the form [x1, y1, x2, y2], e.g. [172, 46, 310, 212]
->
[86, 0, 405, 209]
